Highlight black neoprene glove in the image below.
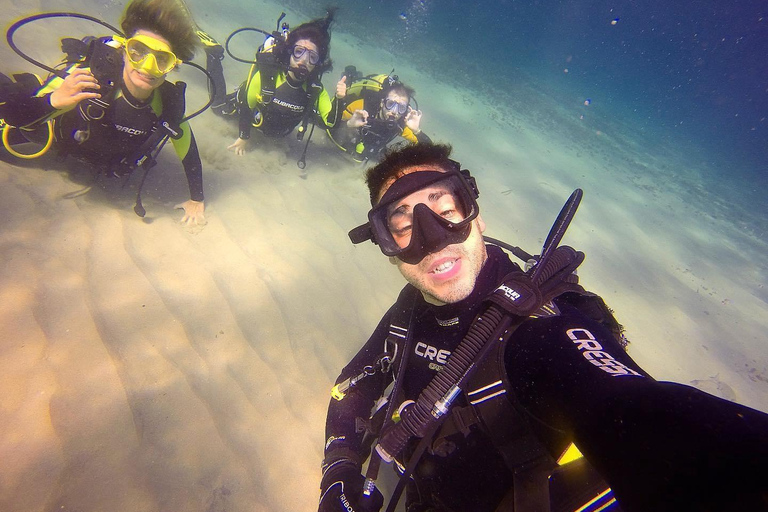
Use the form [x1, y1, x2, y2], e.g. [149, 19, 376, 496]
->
[319, 459, 384, 512]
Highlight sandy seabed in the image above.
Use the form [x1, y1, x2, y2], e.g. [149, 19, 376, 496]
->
[1, 0, 767, 511]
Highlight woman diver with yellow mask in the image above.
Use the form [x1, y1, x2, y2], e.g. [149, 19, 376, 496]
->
[1, 0, 207, 224]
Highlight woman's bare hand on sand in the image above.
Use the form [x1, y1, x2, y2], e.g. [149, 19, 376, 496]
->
[175, 199, 206, 226]
[227, 137, 248, 156]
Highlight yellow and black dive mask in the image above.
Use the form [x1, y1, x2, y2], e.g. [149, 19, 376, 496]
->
[349, 163, 481, 265]
[114, 34, 181, 77]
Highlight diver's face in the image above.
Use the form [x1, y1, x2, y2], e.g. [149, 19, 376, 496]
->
[380, 166, 488, 305]
[381, 91, 409, 121]
[288, 39, 319, 81]
[122, 30, 171, 99]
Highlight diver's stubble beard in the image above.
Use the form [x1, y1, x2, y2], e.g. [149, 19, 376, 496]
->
[394, 222, 488, 306]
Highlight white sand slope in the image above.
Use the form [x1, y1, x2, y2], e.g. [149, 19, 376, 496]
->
[1, 1, 766, 511]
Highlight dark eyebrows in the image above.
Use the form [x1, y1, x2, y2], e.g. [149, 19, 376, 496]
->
[387, 186, 453, 222]
[428, 190, 448, 202]
[387, 204, 409, 223]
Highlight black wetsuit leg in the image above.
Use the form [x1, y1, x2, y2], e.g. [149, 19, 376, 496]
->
[505, 305, 768, 512]
[204, 45, 228, 114]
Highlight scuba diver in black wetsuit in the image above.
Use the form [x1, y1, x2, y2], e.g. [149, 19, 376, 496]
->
[0, 0, 208, 224]
[198, 12, 345, 158]
[319, 142, 768, 512]
[328, 69, 431, 163]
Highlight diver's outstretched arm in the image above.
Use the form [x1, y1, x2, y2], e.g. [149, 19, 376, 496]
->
[506, 312, 768, 511]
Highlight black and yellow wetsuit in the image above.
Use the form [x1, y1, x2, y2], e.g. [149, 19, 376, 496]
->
[328, 75, 431, 162]
[233, 67, 338, 139]
[237, 71, 337, 139]
[2, 46, 204, 202]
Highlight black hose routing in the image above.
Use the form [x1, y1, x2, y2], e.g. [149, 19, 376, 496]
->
[376, 305, 511, 460]
[6, 12, 214, 122]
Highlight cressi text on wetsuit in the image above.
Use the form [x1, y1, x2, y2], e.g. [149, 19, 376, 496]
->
[324, 245, 768, 512]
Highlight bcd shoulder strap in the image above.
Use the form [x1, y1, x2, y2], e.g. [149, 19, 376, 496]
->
[156, 80, 186, 137]
[121, 80, 186, 171]
[254, 51, 282, 105]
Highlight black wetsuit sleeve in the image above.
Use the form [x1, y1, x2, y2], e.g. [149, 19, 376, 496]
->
[238, 99, 253, 140]
[181, 131, 204, 202]
[2, 91, 57, 128]
[324, 311, 395, 460]
[415, 130, 431, 144]
[505, 306, 768, 511]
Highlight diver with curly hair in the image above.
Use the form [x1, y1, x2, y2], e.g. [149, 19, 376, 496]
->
[199, 11, 346, 156]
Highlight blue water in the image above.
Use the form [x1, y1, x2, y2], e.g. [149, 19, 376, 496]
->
[289, 0, 767, 207]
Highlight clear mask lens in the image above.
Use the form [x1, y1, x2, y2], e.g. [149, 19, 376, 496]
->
[292, 45, 320, 66]
[386, 179, 469, 249]
[124, 38, 178, 75]
[384, 98, 408, 115]
[368, 169, 479, 264]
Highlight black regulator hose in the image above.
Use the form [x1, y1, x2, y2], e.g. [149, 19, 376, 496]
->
[379, 304, 514, 512]
[179, 61, 214, 122]
[375, 304, 512, 462]
[6, 12, 124, 78]
[224, 27, 274, 65]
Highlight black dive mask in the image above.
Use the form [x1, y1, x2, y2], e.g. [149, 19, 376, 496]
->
[349, 163, 481, 265]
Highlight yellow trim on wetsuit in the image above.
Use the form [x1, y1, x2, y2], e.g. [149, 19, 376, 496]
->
[401, 126, 418, 143]
[243, 68, 335, 126]
[148, 91, 192, 158]
[245, 64, 264, 107]
[556, 442, 584, 465]
[574, 489, 616, 512]
[316, 85, 334, 125]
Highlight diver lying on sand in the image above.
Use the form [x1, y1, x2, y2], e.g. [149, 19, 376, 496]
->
[1, 0, 209, 224]
[320, 142, 768, 512]
[328, 67, 431, 163]
[199, 11, 345, 168]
